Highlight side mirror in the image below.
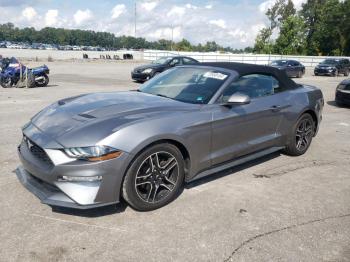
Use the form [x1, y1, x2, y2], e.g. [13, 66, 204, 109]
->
[223, 93, 251, 106]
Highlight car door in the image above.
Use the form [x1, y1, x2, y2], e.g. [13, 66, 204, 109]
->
[210, 74, 290, 165]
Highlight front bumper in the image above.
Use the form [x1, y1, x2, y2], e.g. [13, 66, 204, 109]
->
[314, 68, 336, 75]
[131, 71, 150, 81]
[16, 166, 111, 209]
[336, 90, 350, 105]
[16, 126, 131, 209]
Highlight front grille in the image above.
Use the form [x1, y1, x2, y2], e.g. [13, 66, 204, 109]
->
[23, 136, 54, 167]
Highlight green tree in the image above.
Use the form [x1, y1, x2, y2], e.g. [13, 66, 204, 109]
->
[274, 15, 306, 54]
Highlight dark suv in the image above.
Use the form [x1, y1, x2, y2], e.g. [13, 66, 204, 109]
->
[131, 56, 199, 82]
[314, 58, 350, 76]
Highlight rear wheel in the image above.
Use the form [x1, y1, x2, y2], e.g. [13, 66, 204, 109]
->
[283, 113, 315, 156]
[35, 74, 49, 87]
[122, 143, 185, 211]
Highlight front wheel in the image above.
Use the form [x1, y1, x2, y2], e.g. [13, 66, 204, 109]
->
[283, 113, 315, 156]
[122, 143, 185, 211]
[0, 77, 12, 88]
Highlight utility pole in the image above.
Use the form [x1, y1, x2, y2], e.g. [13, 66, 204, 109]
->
[171, 26, 174, 51]
[134, 1, 137, 38]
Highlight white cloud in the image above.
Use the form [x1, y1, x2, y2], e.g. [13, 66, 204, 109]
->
[205, 4, 213, 9]
[147, 26, 182, 41]
[45, 9, 58, 26]
[209, 19, 226, 29]
[74, 9, 93, 25]
[111, 4, 126, 19]
[185, 4, 198, 9]
[167, 6, 186, 17]
[259, 0, 306, 13]
[22, 7, 37, 21]
[228, 29, 248, 43]
[140, 1, 158, 11]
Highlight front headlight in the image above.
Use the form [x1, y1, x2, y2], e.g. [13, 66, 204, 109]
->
[337, 84, 346, 90]
[64, 145, 122, 161]
[142, 68, 153, 74]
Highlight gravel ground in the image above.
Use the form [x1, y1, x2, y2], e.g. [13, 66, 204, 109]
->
[0, 60, 349, 262]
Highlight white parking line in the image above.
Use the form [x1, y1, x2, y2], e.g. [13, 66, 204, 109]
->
[338, 122, 349, 127]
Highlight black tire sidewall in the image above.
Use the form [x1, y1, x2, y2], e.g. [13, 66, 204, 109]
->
[285, 113, 314, 156]
[123, 143, 185, 211]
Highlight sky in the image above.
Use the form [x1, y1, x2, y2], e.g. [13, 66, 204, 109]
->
[0, 0, 306, 48]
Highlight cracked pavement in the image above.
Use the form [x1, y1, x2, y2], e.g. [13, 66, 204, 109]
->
[0, 61, 349, 262]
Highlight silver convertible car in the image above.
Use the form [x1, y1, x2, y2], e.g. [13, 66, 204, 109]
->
[16, 63, 324, 211]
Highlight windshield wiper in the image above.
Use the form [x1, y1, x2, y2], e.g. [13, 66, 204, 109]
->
[155, 93, 173, 100]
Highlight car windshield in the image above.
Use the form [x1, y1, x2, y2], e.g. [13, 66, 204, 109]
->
[139, 67, 229, 104]
[152, 57, 173, 65]
[271, 60, 288, 66]
[321, 59, 339, 65]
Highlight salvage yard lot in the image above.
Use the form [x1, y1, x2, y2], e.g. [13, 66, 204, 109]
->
[0, 60, 349, 262]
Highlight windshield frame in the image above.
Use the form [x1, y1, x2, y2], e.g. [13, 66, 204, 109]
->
[138, 65, 236, 105]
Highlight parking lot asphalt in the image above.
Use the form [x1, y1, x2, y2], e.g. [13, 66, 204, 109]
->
[0, 60, 349, 262]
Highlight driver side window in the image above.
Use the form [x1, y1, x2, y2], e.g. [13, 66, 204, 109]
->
[221, 74, 282, 102]
[169, 58, 181, 66]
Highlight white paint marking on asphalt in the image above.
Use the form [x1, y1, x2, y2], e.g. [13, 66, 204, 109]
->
[31, 213, 127, 232]
[339, 122, 349, 127]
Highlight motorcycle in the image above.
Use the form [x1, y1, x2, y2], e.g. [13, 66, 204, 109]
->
[0, 57, 50, 88]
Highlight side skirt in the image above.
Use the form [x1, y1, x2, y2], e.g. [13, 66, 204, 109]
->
[188, 146, 284, 182]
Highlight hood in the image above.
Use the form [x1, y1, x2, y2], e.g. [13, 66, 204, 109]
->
[30, 91, 197, 147]
[134, 63, 166, 72]
[271, 65, 287, 70]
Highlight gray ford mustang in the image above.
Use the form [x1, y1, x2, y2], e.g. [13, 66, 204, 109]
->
[16, 62, 324, 211]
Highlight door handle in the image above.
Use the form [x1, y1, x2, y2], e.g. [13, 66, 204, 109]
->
[270, 105, 282, 112]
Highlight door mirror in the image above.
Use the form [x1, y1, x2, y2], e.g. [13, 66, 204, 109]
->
[223, 93, 251, 106]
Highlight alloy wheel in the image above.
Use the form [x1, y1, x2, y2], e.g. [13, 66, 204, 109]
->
[134, 151, 179, 203]
[295, 118, 313, 151]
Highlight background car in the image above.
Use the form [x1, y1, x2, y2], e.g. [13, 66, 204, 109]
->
[335, 79, 350, 106]
[314, 58, 350, 76]
[16, 62, 323, 211]
[131, 56, 199, 82]
[270, 59, 305, 78]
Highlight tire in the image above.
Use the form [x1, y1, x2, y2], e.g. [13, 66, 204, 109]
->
[332, 70, 338, 77]
[283, 113, 315, 156]
[297, 70, 302, 78]
[122, 143, 185, 211]
[35, 74, 49, 87]
[0, 77, 12, 88]
[344, 69, 349, 77]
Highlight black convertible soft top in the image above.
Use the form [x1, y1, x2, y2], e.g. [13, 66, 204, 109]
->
[199, 62, 298, 89]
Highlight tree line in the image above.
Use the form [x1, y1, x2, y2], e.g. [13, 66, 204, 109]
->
[254, 0, 350, 56]
[0, 23, 252, 53]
